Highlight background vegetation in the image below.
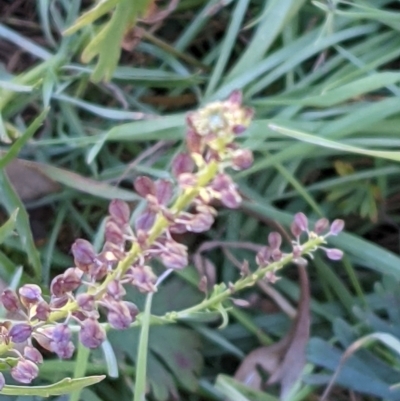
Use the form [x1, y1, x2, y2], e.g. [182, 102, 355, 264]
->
[2, 0, 400, 400]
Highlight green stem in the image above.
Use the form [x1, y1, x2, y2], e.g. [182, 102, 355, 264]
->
[133, 292, 154, 401]
[173, 236, 323, 320]
[69, 342, 90, 401]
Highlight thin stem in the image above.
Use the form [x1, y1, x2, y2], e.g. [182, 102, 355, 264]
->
[133, 292, 154, 401]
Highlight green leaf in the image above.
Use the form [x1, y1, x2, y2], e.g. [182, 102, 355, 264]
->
[63, 0, 119, 35]
[0, 209, 18, 244]
[0, 109, 48, 169]
[81, 0, 153, 81]
[215, 375, 279, 401]
[0, 376, 105, 396]
[0, 170, 41, 276]
[268, 123, 400, 162]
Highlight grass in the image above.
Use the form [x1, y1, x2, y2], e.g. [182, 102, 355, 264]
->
[2, 0, 400, 400]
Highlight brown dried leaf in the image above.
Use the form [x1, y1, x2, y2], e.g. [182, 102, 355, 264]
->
[234, 265, 310, 400]
[5, 159, 61, 202]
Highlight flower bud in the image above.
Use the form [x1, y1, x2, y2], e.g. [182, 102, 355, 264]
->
[325, 248, 344, 261]
[134, 176, 155, 197]
[11, 359, 39, 384]
[268, 232, 282, 250]
[256, 246, 271, 266]
[109, 199, 130, 226]
[155, 179, 173, 205]
[231, 149, 253, 170]
[24, 346, 43, 364]
[9, 323, 32, 343]
[125, 301, 139, 321]
[63, 268, 82, 292]
[220, 188, 242, 209]
[79, 318, 106, 349]
[71, 239, 96, 272]
[34, 301, 51, 321]
[105, 220, 125, 245]
[1, 289, 20, 312]
[330, 219, 345, 236]
[290, 221, 302, 238]
[51, 340, 75, 359]
[107, 280, 126, 300]
[185, 128, 202, 153]
[160, 242, 188, 270]
[293, 212, 308, 232]
[129, 265, 157, 293]
[171, 153, 194, 177]
[19, 284, 42, 307]
[107, 302, 134, 330]
[50, 275, 65, 298]
[314, 218, 329, 234]
[135, 210, 156, 232]
[77, 293, 96, 311]
[52, 324, 71, 343]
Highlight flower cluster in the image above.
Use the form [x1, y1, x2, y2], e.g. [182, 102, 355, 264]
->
[0, 91, 255, 388]
[255, 213, 345, 283]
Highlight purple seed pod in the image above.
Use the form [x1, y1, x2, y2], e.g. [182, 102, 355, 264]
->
[325, 248, 344, 261]
[211, 173, 232, 191]
[11, 359, 39, 384]
[71, 239, 96, 272]
[134, 176, 155, 198]
[52, 324, 71, 344]
[0, 372, 5, 390]
[1, 288, 20, 312]
[24, 346, 43, 364]
[109, 199, 130, 226]
[268, 232, 282, 250]
[293, 212, 308, 232]
[77, 293, 96, 311]
[231, 148, 254, 170]
[19, 284, 42, 307]
[51, 340, 75, 359]
[107, 280, 126, 300]
[160, 241, 188, 270]
[32, 328, 53, 352]
[35, 301, 51, 321]
[79, 318, 106, 349]
[50, 275, 65, 298]
[314, 218, 329, 234]
[171, 153, 194, 177]
[105, 219, 125, 245]
[50, 295, 68, 309]
[63, 268, 82, 292]
[330, 219, 345, 236]
[155, 179, 173, 206]
[107, 302, 134, 330]
[186, 212, 214, 233]
[135, 209, 156, 232]
[9, 323, 32, 343]
[129, 265, 157, 293]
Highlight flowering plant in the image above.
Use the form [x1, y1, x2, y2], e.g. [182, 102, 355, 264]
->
[0, 92, 344, 398]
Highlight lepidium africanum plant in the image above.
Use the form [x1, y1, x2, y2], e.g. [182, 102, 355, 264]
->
[0, 92, 344, 398]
